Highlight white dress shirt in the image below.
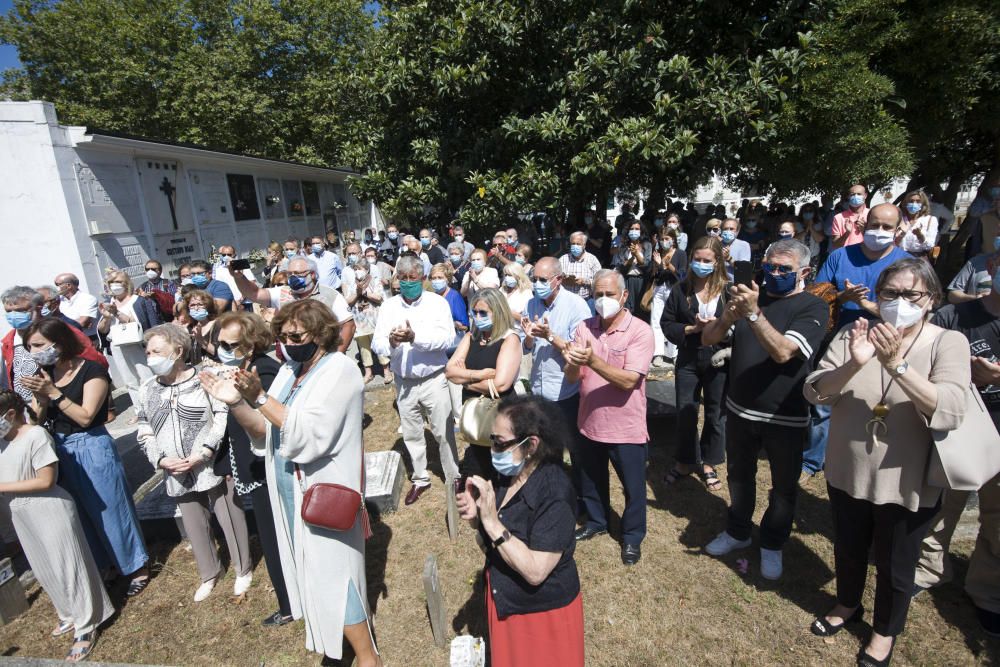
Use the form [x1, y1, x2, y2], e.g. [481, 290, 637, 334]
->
[309, 249, 343, 289]
[372, 292, 455, 379]
[213, 265, 257, 303]
[61, 290, 100, 337]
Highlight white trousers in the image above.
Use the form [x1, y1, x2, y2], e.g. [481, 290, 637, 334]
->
[396, 372, 460, 485]
[649, 284, 678, 360]
[111, 342, 152, 410]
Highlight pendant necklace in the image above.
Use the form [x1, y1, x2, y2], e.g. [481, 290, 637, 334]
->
[866, 320, 924, 439]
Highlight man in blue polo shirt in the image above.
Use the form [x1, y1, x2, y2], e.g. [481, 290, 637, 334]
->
[187, 259, 235, 312]
[803, 203, 911, 481]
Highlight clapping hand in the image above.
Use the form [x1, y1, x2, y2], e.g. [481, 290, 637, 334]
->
[198, 370, 243, 406]
[691, 313, 715, 332]
[389, 320, 415, 347]
[847, 318, 875, 366]
[869, 322, 903, 367]
[971, 356, 1000, 387]
[20, 369, 57, 401]
[563, 339, 593, 367]
[841, 280, 870, 305]
[468, 476, 499, 529]
[456, 478, 480, 521]
[233, 368, 264, 403]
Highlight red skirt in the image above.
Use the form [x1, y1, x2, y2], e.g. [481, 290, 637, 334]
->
[486, 571, 584, 667]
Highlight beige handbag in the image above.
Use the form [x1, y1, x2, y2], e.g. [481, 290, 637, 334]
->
[109, 321, 143, 346]
[926, 383, 1000, 491]
[459, 379, 500, 446]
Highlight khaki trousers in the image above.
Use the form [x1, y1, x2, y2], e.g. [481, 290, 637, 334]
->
[396, 371, 460, 485]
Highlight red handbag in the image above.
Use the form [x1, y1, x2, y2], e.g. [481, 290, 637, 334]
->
[296, 463, 373, 538]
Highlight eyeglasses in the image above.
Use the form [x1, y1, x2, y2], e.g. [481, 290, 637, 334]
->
[189, 270, 207, 276]
[532, 277, 552, 285]
[277, 330, 310, 344]
[488, 433, 527, 452]
[762, 263, 798, 276]
[878, 288, 929, 303]
[471, 309, 490, 318]
[220, 254, 234, 258]
[217, 340, 241, 352]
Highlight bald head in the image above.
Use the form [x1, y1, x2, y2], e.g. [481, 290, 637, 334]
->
[868, 202, 902, 229]
[54, 273, 80, 297]
[533, 256, 561, 278]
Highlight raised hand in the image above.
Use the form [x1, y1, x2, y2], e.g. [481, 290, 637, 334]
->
[198, 370, 243, 406]
[848, 318, 875, 366]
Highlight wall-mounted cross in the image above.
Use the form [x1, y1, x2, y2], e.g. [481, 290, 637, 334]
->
[159, 176, 178, 230]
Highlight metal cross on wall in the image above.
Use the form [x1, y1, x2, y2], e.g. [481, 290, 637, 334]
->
[159, 176, 178, 230]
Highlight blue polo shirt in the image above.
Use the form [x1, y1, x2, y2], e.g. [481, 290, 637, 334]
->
[521, 288, 591, 401]
[816, 244, 911, 330]
[204, 279, 235, 311]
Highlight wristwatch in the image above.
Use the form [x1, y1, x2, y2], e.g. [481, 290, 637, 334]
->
[546, 333, 555, 343]
[747, 311, 760, 323]
[492, 529, 511, 549]
[890, 360, 908, 377]
[251, 393, 268, 409]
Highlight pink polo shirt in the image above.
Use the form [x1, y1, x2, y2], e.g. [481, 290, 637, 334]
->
[831, 206, 868, 247]
[573, 311, 655, 444]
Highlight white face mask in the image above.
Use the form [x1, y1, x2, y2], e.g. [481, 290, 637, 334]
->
[594, 296, 622, 319]
[145, 269, 160, 281]
[147, 353, 178, 377]
[863, 230, 895, 251]
[109, 283, 126, 296]
[879, 298, 925, 329]
[355, 269, 368, 281]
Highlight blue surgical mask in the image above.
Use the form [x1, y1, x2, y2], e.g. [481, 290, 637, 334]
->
[431, 278, 448, 293]
[764, 269, 799, 295]
[219, 255, 232, 266]
[388, 232, 398, 240]
[691, 261, 715, 277]
[420, 237, 431, 247]
[285, 249, 297, 259]
[189, 307, 209, 322]
[287, 274, 312, 293]
[190, 274, 208, 287]
[849, 194, 865, 208]
[217, 346, 245, 366]
[721, 230, 736, 244]
[515, 256, 526, 265]
[533, 280, 552, 299]
[905, 202, 922, 216]
[5, 311, 32, 330]
[570, 244, 584, 257]
[474, 314, 493, 330]
[491, 438, 528, 477]
[745, 220, 758, 229]
[40, 306, 52, 317]
[399, 280, 423, 300]
[470, 259, 484, 271]
[654, 218, 664, 228]
[450, 255, 463, 266]
[503, 276, 518, 289]
[311, 244, 324, 255]
[347, 254, 358, 265]
[627, 230, 641, 241]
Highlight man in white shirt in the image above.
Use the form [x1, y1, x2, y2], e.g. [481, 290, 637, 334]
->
[559, 231, 602, 300]
[372, 256, 459, 505]
[306, 234, 343, 289]
[720, 218, 752, 281]
[339, 242, 364, 294]
[232, 257, 355, 351]
[401, 235, 433, 276]
[54, 272, 99, 340]
[451, 224, 475, 261]
[363, 246, 393, 290]
[213, 245, 258, 311]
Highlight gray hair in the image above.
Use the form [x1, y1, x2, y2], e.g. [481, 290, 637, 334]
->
[875, 257, 944, 308]
[395, 255, 424, 278]
[593, 269, 626, 294]
[354, 257, 371, 272]
[1, 286, 42, 309]
[447, 242, 465, 255]
[143, 323, 192, 359]
[287, 257, 319, 275]
[765, 239, 810, 268]
[569, 231, 588, 244]
[35, 284, 59, 298]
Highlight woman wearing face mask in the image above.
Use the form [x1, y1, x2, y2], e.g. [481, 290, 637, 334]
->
[199, 299, 382, 666]
[445, 242, 470, 288]
[612, 220, 653, 314]
[135, 325, 252, 602]
[800, 203, 828, 274]
[178, 290, 220, 364]
[462, 249, 500, 299]
[456, 395, 583, 667]
[0, 390, 114, 662]
[20, 318, 150, 599]
[515, 243, 534, 277]
[96, 270, 162, 410]
[649, 227, 689, 368]
[896, 190, 939, 261]
[263, 241, 285, 288]
[660, 236, 729, 491]
[345, 258, 390, 384]
[209, 312, 293, 627]
[260, 271, 288, 324]
[665, 213, 688, 251]
[501, 263, 533, 319]
[447, 289, 522, 481]
[804, 259, 971, 666]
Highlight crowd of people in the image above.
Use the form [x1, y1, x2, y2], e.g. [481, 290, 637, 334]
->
[0, 181, 998, 666]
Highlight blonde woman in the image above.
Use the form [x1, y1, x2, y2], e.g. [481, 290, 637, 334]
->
[96, 270, 162, 410]
[461, 248, 500, 298]
[263, 241, 284, 287]
[344, 257, 390, 384]
[897, 190, 938, 259]
[500, 263, 533, 319]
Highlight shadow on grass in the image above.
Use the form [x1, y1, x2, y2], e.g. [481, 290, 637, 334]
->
[923, 554, 1000, 664]
[451, 568, 488, 640]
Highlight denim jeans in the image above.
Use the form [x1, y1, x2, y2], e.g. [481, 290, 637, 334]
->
[802, 403, 831, 475]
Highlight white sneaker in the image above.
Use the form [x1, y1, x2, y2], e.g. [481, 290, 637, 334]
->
[652, 356, 667, 368]
[194, 577, 217, 602]
[760, 548, 783, 580]
[234, 572, 253, 596]
[705, 531, 752, 556]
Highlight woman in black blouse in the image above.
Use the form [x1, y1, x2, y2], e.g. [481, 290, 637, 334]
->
[20, 318, 150, 596]
[456, 395, 583, 667]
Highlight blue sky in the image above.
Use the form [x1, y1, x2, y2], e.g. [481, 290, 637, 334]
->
[0, 0, 20, 71]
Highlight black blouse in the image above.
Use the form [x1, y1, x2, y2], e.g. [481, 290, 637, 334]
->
[660, 282, 727, 359]
[46, 359, 110, 435]
[479, 463, 580, 617]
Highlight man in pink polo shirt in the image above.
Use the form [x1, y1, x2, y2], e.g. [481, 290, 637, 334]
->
[563, 269, 654, 565]
[830, 183, 869, 249]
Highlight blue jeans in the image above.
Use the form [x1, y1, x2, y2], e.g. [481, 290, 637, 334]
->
[802, 403, 830, 475]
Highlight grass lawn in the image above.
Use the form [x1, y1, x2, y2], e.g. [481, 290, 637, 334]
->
[0, 382, 996, 666]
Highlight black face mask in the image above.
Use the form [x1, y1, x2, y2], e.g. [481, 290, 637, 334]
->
[283, 341, 319, 363]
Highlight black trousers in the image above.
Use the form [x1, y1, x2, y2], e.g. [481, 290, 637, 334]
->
[725, 412, 804, 550]
[579, 437, 647, 544]
[828, 485, 940, 636]
[553, 393, 584, 516]
[674, 350, 726, 466]
[247, 485, 291, 617]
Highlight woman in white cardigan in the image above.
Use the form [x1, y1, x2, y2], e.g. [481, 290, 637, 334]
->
[200, 299, 380, 667]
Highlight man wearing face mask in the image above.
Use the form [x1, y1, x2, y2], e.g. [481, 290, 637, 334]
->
[53, 273, 100, 343]
[421, 228, 447, 266]
[701, 240, 829, 580]
[720, 218, 752, 280]
[451, 224, 475, 261]
[563, 270, 654, 565]
[305, 235, 343, 290]
[831, 184, 870, 249]
[379, 224, 402, 263]
[213, 246, 258, 313]
[232, 258, 355, 352]
[372, 256, 459, 505]
[186, 260, 235, 312]
[337, 242, 364, 293]
[559, 232, 602, 302]
[35, 285, 85, 333]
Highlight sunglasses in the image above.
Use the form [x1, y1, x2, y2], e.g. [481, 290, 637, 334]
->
[277, 330, 310, 344]
[762, 263, 797, 275]
[488, 434, 527, 452]
[532, 277, 552, 284]
[471, 309, 490, 318]
[217, 340, 241, 352]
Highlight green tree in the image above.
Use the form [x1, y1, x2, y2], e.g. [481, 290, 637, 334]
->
[0, 0, 374, 165]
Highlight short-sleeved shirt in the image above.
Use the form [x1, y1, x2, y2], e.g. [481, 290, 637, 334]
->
[816, 244, 911, 329]
[933, 300, 1000, 428]
[558, 252, 602, 300]
[522, 288, 592, 401]
[46, 359, 111, 435]
[727, 291, 829, 427]
[831, 207, 869, 247]
[310, 250, 343, 289]
[480, 463, 579, 617]
[573, 311, 654, 443]
[947, 254, 993, 297]
[204, 279, 235, 311]
[724, 239, 752, 279]
[60, 290, 100, 337]
[265, 285, 353, 323]
[0, 425, 58, 487]
[443, 288, 469, 350]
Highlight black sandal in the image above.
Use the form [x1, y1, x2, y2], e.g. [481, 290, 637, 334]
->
[857, 637, 894, 667]
[811, 606, 864, 637]
[699, 468, 723, 491]
[126, 576, 150, 597]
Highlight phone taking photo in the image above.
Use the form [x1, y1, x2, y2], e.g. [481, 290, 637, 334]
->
[734, 261, 753, 288]
[229, 258, 251, 271]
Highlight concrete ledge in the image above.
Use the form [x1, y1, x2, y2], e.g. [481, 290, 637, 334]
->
[0, 659, 171, 667]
